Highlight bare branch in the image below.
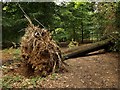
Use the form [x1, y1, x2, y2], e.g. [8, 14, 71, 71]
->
[18, 3, 32, 25]
[34, 18, 45, 28]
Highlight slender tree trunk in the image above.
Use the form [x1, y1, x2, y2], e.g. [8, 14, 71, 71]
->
[73, 27, 76, 41]
[81, 21, 84, 43]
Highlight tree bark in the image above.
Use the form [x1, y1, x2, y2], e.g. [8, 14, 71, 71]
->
[63, 38, 112, 60]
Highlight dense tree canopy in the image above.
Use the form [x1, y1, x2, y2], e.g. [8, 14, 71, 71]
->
[2, 1, 120, 51]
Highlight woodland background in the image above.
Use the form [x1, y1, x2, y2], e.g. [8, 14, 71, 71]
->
[2, 2, 120, 51]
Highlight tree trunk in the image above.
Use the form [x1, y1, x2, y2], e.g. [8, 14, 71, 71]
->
[81, 21, 84, 43]
[63, 38, 113, 60]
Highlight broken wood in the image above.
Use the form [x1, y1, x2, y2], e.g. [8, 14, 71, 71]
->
[62, 38, 113, 60]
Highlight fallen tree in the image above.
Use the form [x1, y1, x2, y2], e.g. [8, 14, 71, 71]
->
[62, 38, 114, 60]
[21, 22, 115, 76]
[19, 5, 118, 77]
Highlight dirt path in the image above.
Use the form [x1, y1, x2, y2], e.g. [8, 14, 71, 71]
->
[1, 49, 120, 88]
[41, 51, 119, 88]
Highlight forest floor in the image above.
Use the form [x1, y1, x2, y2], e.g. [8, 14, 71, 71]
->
[0, 46, 120, 88]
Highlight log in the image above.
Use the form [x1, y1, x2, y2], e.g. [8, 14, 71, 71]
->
[63, 38, 113, 60]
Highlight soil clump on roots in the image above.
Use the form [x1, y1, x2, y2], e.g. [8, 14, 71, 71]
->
[20, 24, 65, 77]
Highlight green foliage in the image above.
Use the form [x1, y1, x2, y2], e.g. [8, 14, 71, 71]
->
[68, 39, 78, 48]
[114, 1, 120, 51]
[2, 2, 120, 51]
[2, 2, 57, 43]
[116, 2, 120, 30]
[2, 74, 44, 88]
[50, 73, 58, 80]
[52, 28, 70, 42]
[2, 75, 23, 88]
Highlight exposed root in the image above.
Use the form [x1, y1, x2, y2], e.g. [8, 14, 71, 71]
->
[20, 25, 65, 76]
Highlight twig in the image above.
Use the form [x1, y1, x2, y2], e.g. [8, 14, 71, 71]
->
[34, 18, 45, 28]
[56, 51, 62, 68]
[24, 15, 32, 25]
[18, 3, 32, 25]
[52, 61, 56, 73]
[18, 28, 25, 32]
[18, 3, 26, 15]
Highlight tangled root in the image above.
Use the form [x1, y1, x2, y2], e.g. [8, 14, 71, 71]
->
[21, 25, 64, 76]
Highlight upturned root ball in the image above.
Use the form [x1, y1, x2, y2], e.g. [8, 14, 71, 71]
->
[21, 25, 64, 76]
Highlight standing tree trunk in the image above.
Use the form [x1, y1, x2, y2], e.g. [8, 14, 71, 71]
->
[81, 21, 84, 43]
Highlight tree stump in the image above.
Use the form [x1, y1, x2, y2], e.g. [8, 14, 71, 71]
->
[20, 25, 64, 76]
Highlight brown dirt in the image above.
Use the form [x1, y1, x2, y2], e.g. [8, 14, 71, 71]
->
[1, 48, 120, 88]
[41, 50, 119, 88]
